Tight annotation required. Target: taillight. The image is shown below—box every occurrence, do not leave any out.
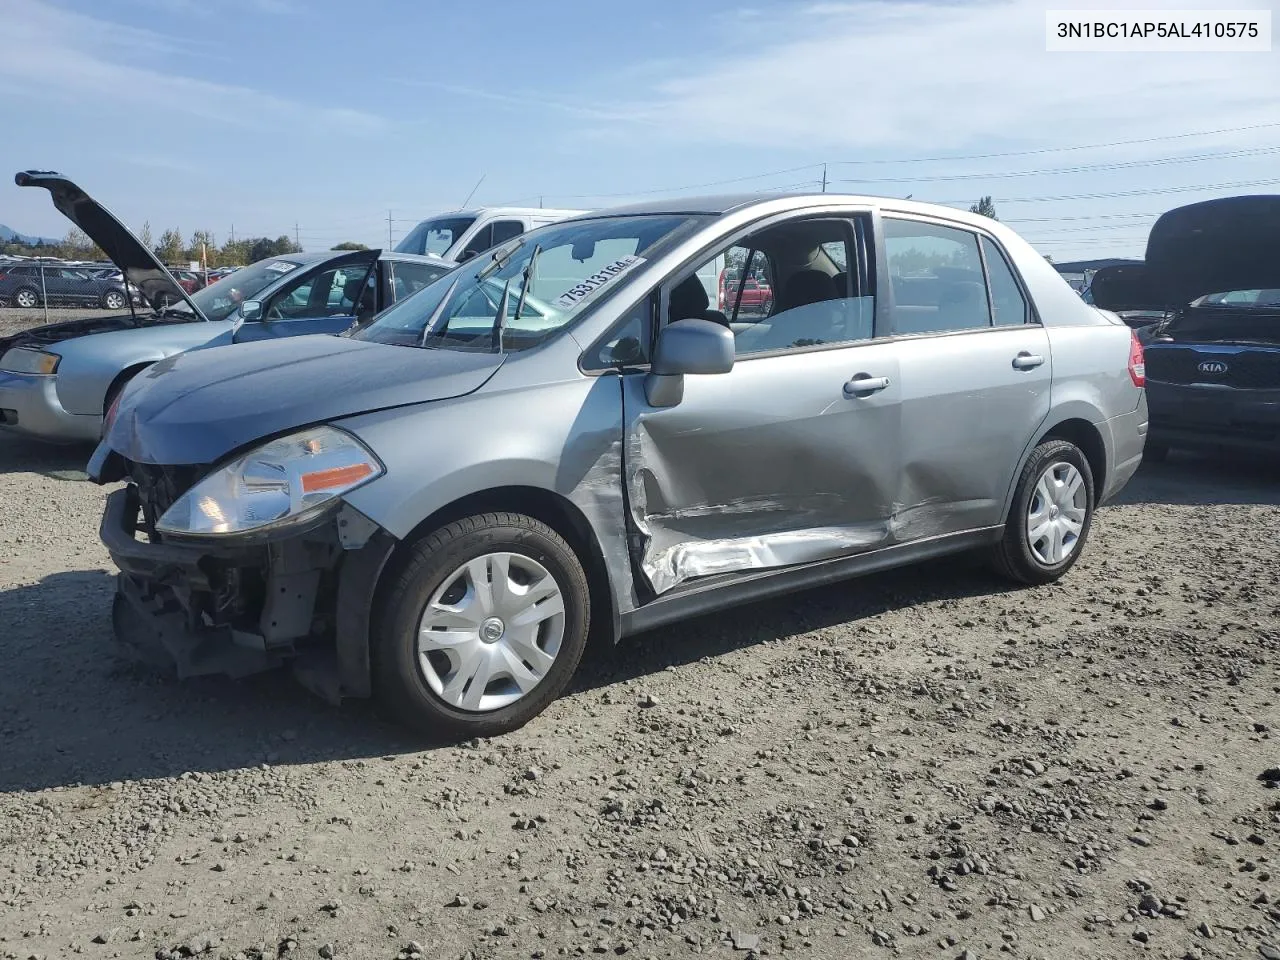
[1128,330,1145,388]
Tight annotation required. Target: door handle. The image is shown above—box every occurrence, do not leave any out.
[843,374,890,397]
[1012,352,1045,370]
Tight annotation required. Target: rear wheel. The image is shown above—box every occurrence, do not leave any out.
[101,289,126,310]
[13,287,39,309]
[372,512,590,740]
[992,439,1095,585]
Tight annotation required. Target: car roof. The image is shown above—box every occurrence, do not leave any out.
[378,251,453,267]
[563,192,999,227]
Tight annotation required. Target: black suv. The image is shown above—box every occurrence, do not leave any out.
[0,262,135,310]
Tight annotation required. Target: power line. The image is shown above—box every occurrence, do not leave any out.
[927,176,1280,206]
[828,120,1280,166]
[833,145,1280,186]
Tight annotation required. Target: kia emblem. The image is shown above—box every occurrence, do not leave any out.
[1197,360,1228,375]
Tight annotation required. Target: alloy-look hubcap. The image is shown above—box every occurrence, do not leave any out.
[1026,461,1087,566]
[16,291,36,308]
[416,551,566,712]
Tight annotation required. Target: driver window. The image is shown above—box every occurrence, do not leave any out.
[269,264,371,319]
[673,217,875,357]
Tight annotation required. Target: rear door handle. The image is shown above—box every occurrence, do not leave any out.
[843,374,890,397]
[1012,352,1045,370]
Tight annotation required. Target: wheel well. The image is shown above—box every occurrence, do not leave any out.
[1039,418,1106,494]
[102,362,154,416]
[392,486,618,646]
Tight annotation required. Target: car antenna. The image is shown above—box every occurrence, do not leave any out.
[461,174,486,209]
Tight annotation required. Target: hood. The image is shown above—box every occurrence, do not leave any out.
[103,335,505,465]
[1087,263,1160,312]
[1088,195,1280,312]
[0,313,142,353]
[15,170,205,319]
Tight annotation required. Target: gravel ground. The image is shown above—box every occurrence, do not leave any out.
[1,422,1278,960]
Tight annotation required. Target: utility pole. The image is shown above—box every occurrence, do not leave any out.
[388,209,393,248]
[821,163,828,193]
[294,222,300,250]
[229,224,235,244]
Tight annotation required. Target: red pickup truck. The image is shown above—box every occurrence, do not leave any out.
[722,275,773,315]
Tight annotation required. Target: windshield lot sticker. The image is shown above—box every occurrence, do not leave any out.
[554,256,645,309]
[265,261,300,274]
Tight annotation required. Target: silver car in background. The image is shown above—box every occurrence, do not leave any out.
[91,193,1148,739]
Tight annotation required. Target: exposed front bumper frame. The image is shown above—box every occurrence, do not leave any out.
[100,487,397,701]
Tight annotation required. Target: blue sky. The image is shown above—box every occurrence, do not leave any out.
[0,0,1276,259]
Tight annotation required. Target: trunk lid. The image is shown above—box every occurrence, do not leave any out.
[15,170,206,319]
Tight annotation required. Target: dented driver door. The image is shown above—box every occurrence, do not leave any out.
[621,341,904,596]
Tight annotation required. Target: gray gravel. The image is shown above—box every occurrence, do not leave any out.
[0,429,1278,960]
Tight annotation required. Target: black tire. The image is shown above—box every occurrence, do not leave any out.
[991,438,1095,586]
[101,289,127,310]
[372,512,590,741]
[101,366,147,437]
[1143,442,1169,463]
[12,287,39,309]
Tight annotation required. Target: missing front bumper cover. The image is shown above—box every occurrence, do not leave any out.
[100,486,396,701]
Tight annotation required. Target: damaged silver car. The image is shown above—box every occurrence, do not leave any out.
[89,194,1149,738]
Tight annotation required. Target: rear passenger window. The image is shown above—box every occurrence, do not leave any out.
[883,218,992,335]
[981,237,1029,326]
[490,220,525,246]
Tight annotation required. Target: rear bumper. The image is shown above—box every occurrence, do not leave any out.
[100,486,397,700]
[0,371,98,442]
[1147,381,1280,454]
[1098,393,1148,505]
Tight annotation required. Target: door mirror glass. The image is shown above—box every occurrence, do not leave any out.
[239,300,263,322]
[652,318,735,376]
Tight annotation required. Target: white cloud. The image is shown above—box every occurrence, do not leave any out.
[608,0,1278,157]
[0,0,385,134]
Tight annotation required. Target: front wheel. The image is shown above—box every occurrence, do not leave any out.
[13,287,39,309]
[992,439,1095,585]
[101,289,126,310]
[372,512,590,740]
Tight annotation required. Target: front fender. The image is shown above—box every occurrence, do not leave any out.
[52,321,235,416]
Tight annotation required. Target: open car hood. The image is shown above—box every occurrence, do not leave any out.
[14,170,206,319]
[1091,195,1280,311]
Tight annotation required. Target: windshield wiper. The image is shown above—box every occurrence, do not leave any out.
[492,243,541,354]
[476,237,526,282]
[420,276,461,347]
[513,244,540,324]
[490,278,513,353]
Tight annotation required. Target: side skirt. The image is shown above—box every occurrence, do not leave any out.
[620,526,1003,637]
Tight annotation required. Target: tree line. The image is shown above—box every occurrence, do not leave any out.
[0,223,304,267]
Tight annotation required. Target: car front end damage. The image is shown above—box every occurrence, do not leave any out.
[95,444,398,704]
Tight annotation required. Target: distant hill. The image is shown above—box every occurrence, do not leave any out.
[0,223,59,245]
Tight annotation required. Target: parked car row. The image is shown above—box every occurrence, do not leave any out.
[1087,195,1280,461]
[8,168,1271,742]
[0,260,141,310]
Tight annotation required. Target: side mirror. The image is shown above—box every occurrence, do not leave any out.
[645,318,735,408]
[457,249,478,263]
[239,300,263,322]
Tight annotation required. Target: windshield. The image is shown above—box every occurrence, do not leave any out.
[393,216,477,257]
[357,214,703,352]
[176,257,304,321]
[1192,289,1280,308]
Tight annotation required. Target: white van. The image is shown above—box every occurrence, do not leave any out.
[393,207,587,263]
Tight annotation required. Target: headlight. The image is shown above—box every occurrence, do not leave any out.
[156,426,383,537]
[0,347,60,375]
